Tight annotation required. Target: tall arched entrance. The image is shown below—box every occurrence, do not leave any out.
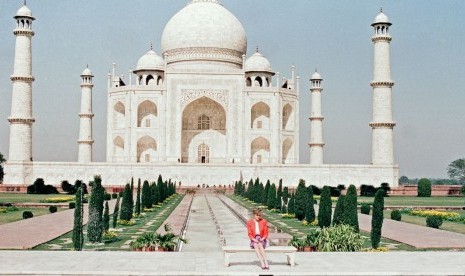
[181,97,227,163]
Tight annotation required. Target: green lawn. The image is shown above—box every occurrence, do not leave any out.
[0,193,71,204]
[229,195,414,251]
[384,210,465,235]
[358,196,465,206]
[34,194,184,251]
[0,207,65,225]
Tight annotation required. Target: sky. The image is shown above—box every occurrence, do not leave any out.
[0,0,464,179]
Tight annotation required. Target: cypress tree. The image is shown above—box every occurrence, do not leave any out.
[332,195,345,225]
[87,175,105,243]
[276,180,283,210]
[294,180,307,221]
[120,184,132,221]
[253,178,260,203]
[157,175,164,201]
[141,180,151,209]
[112,194,120,228]
[72,187,84,251]
[103,201,110,232]
[371,189,385,248]
[267,183,277,210]
[259,182,265,205]
[318,186,332,228]
[152,182,160,205]
[247,179,253,199]
[135,179,141,216]
[130,178,134,218]
[263,180,271,205]
[305,185,315,223]
[343,185,359,232]
[282,187,289,213]
[288,192,295,214]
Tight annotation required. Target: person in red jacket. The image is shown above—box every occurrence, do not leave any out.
[247,208,269,269]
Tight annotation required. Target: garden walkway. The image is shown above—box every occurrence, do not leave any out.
[0,199,117,250]
[358,213,465,248]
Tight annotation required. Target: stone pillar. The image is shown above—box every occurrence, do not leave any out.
[8,5,35,162]
[78,67,94,163]
[309,71,324,165]
[370,10,396,165]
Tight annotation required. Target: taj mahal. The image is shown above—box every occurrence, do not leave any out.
[4,0,399,187]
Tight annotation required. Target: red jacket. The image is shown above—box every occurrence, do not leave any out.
[247,218,269,240]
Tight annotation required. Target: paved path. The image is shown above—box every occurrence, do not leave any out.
[0,199,117,250]
[155,195,193,235]
[0,251,464,275]
[359,213,465,248]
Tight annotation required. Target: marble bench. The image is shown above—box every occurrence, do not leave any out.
[222,246,297,267]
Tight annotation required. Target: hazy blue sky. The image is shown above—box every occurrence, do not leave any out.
[0,1,464,179]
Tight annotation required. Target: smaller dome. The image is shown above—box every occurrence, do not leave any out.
[311,71,322,80]
[81,67,93,76]
[15,5,34,18]
[245,52,272,73]
[136,50,164,71]
[372,11,391,25]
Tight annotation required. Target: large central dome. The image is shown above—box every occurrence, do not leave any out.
[161,0,247,67]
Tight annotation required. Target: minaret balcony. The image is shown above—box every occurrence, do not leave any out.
[13,29,34,36]
[10,76,35,82]
[309,116,324,121]
[308,142,325,147]
[369,122,396,129]
[371,35,392,42]
[8,117,35,124]
[370,81,394,88]
[79,113,94,118]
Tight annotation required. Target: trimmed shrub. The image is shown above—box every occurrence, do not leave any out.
[380,183,391,197]
[87,175,105,243]
[104,193,111,201]
[332,195,345,225]
[371,189,385,249]
[49,206,58,213]
[426,216,443,229]
[141,180,151,209]
[305,185,315,223]
[342,185,359,232]
[418,178,432,197]
[311,185,321,196]
[103,201,110,232]
[318,186,332,228]
[72,187,84,251]
[69,202,76,209]
[120,184,133,221]
[288,193,295,214]
[361,204,371,215]
[111,193,118,199]
[135,180,141,216]
[316,224,363,252]
[329,187,341,197]
[267,184,277,210]
[112,195,121,229]
[294,180,307,221]
[391,210,402,221]
[263,181,271,205]
[22,211,33,219]
[360,185,376,197]
[61,180,76,194]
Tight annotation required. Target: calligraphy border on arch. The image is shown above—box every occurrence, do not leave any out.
[181,89,229,108]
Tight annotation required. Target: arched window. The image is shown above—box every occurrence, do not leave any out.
[137,100,157,127]
[197,114,210,130]
[282,104,293,130]
[113,101,125,129]
[254,76,263,87]
[157,76,163,86]
[251,101,270,129]
[146,75,155,85]
[137,136,157,163]
[246,77,252,87]
[250,137,270,164]
[197,143,210,163]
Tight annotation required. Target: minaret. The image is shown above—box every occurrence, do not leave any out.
[8,3,35,162]
[309,70,325,165]
[78,67,94,163]
[370,9,396,165]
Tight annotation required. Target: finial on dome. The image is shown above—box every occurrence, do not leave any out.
[380,7,383,13]
[24,0,26,5]
[150,42,153,50]
[256,46,259,53]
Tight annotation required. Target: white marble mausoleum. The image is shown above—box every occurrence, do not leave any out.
[4,1,399,187]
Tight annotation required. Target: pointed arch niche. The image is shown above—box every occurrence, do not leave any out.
[113,101,125,129]
[282,138,294,164]
[181,97,227,163]
[137,100,157,128]
[251,101,270,129]
[282,103,294,130]
[137,136,157,163]
[250,137,270,164]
